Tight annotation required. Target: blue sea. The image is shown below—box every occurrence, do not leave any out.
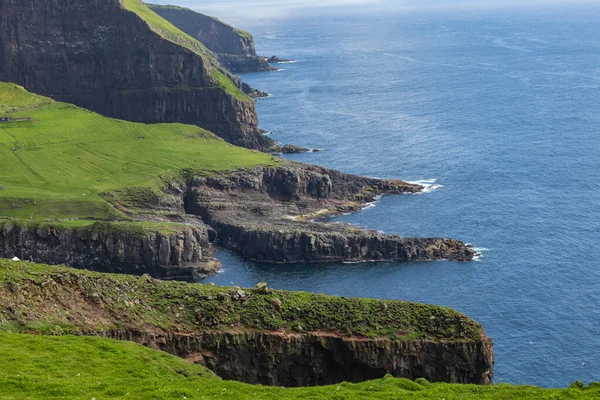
[202,4,600,388]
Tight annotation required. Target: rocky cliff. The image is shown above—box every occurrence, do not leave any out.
[148,4,276,73]
[0,260,494,386]
[0,0,277,150]
[184,163,475,263]
[0,221,218,280]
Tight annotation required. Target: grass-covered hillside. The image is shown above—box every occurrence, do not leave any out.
[0,259,481,341]
[121,0,249,100]
[0,333,597,400]
[0,82,275,222]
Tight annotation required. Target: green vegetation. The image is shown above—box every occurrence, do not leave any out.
[0,82,274,222]
[145,3,253,39]
[121,0,250,100]
[207,15,254,39]
[0,260,481,341]
[0,219,194,236]
[0,333,597,399]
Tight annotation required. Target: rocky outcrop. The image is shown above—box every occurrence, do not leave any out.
[281,144,314,154]
[0,0,278,151]
[148,4,277,73]
[185,163,475,263]
[109,330,493,386]
[267,55,294,64]
[0,221,218,280]
[0,261,494,386]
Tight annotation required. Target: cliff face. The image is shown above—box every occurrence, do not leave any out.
[0,261,494,386]
[185,163,475,263]
[110,330,493,386]
[148,4,276,73]
[0,222,218,280]
[0,0,277,150]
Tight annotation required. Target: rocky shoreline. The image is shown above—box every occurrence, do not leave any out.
[185,163,475,264]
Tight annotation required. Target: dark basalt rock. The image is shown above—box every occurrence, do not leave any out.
[267,55,295,63]
[280,144,316,154]
[112,330,494,386]
[185,163,476,263]
[0,269,494,386]
[0,0,278,151]
[0,222,219,280]
[148,4,278,73]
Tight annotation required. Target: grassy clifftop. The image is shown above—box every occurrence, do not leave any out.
[0,82,275,222]
[146,3,254,39]
[0,260,481,341]
[0,332,597,399]
[121,0,249,100]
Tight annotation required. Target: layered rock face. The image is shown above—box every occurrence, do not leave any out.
[113,330,493,386]
[0,0,277,150]
[0,263,494,386]
[148,4,276,73]
[186,163,475,263]
[0,222,218,280]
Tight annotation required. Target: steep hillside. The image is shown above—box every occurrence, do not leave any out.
[148,4,276,73]
[0,0,278,150]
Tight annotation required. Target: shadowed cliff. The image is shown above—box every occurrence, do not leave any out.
[0,0,278,150]
[148,4,277,73]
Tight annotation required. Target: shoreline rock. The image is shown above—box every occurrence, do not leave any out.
[267,55,295,64]
[185,163,475,264]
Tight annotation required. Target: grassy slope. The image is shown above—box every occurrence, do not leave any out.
[146,3,254,39]
[0,82,275,221]
[0,260,482,341]
[121,0,250,100]
[0,333,597,400]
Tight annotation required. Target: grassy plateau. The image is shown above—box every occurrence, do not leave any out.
[0,82,274,222]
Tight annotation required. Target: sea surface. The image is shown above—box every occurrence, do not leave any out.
[201,4,600,387]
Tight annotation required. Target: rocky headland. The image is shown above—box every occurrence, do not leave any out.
[148,4,281,73]
[0,260,494,386]
[184,163,475,263]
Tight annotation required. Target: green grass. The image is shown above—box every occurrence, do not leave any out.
[0,260,483,341]
[207,16,254,39]
[0,82,275,222]
[0,333,597,399]
[145,3,254,39]
[121,0,250,100]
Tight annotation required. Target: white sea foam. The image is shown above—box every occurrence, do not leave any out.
[471,247,489,262]
[362,195,383,210]
[406,179,444,193]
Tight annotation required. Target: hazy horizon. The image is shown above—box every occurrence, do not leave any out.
[145,0,599,25]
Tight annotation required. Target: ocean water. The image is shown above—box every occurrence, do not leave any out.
[202,5,600,387]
